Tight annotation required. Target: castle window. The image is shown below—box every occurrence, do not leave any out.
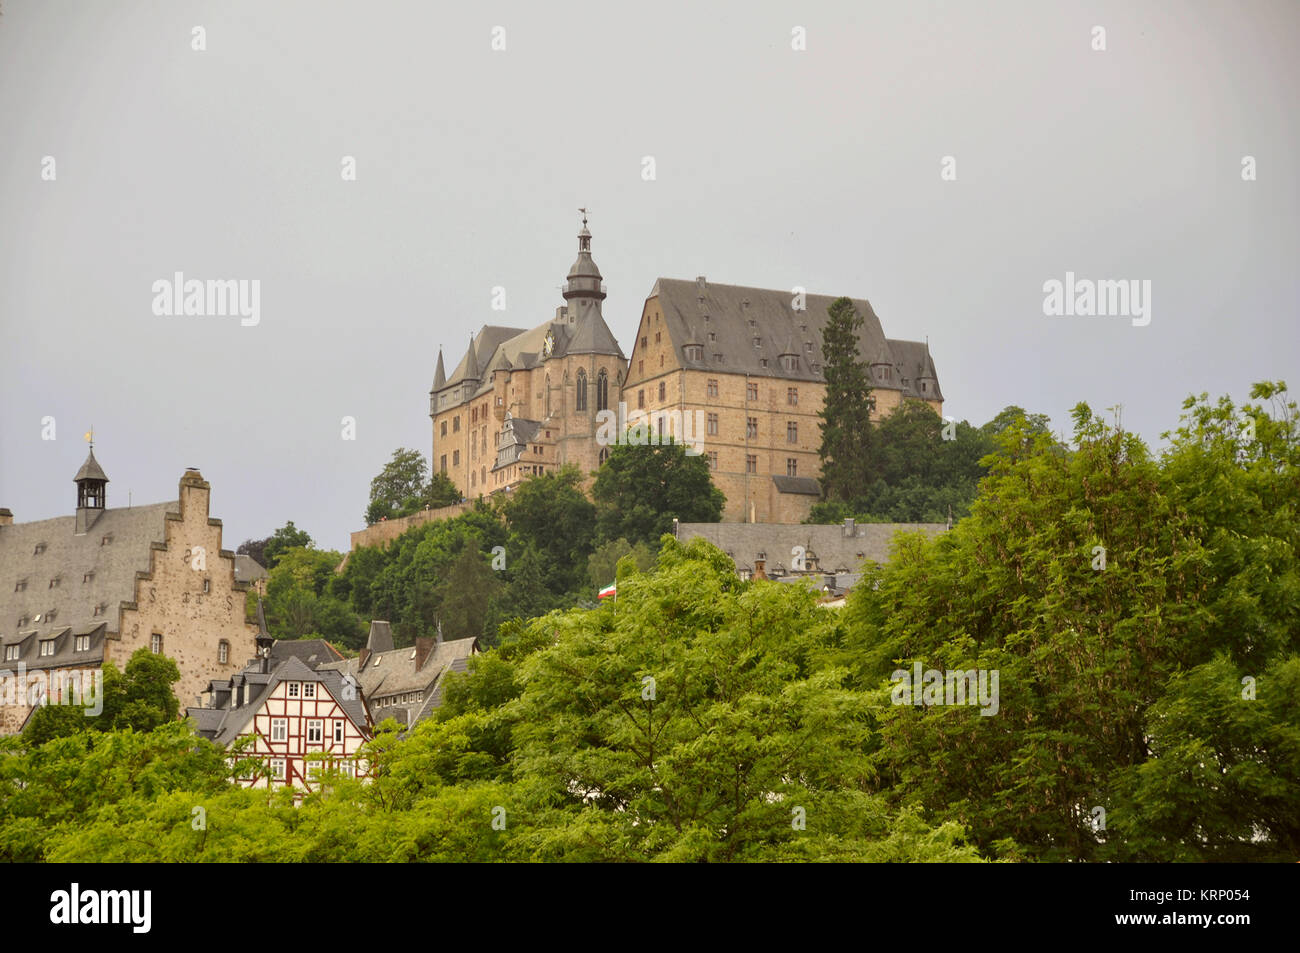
[708,332,716,342]
[39,640,55,657]
[707,414,718,436]
[684,345,703,362]
[14,579,25,592]
[641,336,647,349]
[638,390,645,410]
[75,635,90,652]
[4,645,18,661]
[101,534,113,545]
[638,360,644,375]
[93,603,105,617]
[747,383,758,401]
[655,332,661,344]
[658,382,666,401]
[782,355,798,372]
[707,379,718,398]
[576,368,587,411]
[34,543,45,556]
[787,458,798,476]
[659,355,664,368]
[708,451,718,470]
[440,454,447,472]
[596,369,609,412]
[83,571,94,583]
[49,576,60,589]
[788,387,798,406]
[151,633,163,653]
[753,337,761,348]
[747,418,758,439]
[218,640,229,664]
[868,395,877,412]
[759,359,768,368]
[453,416,460,432]
[46,608,57,622]
[787,422,798,443]
[203,578,210,594]
[746,455,758,474]
[453,450,460,466]
[921,381,928,392]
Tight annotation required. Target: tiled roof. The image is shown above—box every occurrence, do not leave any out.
[320,635,478,729]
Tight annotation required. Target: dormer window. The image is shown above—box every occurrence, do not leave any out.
[83,571,94,583]
[49,576,61,589]
[13,579,25,592]
[101,534,113,545]
[45,608,57,622]
[39,640,55,657]
[92,603,105,617]
[684,345,703,362]
[4,645,18,661]
[75,635,90,652]
[33,543,46,556]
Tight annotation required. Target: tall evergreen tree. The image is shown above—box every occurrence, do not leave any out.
[817,297,874,502]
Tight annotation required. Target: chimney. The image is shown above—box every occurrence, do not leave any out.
[754,558,767,580]
[435,619,444,647]
[359,647,371,670]
[843,517,855,537]
[672,517,679,537]
[415,636,434,671]
[0,508,12,527]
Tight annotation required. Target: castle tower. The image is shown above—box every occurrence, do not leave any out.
[562,209,607,324]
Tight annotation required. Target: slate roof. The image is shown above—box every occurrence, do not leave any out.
[675,520,949,576]
[186,654,371,747]
[771,475,822,496]
[268,638,344,669]
[650,278,942,401]
[320,634,478,729]
[0,501,175,659]
[73,449,109,483]
[234,554,268,585]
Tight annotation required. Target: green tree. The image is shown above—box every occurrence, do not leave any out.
[262,521,313,570]
[366,448,462,525]
[438,540,504,642]
[817,297,874,503]
[587,536,655,590]
[502,466,596,598]
[591,441,724,547]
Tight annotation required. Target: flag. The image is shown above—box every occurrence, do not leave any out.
[597,582,616,601]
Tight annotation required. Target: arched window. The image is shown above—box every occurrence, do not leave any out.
[596,368,609,412]
[576,368,587,411]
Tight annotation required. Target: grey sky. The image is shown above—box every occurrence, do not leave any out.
[2,0,1296,551]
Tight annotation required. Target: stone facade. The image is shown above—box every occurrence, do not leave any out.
[429,216,627,500]
[0,453,259,733]
[625,278,943,523]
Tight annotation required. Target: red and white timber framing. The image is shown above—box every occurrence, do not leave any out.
[236,677,370,790]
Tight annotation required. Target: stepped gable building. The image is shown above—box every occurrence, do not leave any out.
[625,278,944,523]
[188,608,371,790]
[0,448,259,733]
[430,213,627,498]
[320,620,478,730]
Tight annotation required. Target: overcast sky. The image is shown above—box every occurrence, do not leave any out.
[1,0,1296,552]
